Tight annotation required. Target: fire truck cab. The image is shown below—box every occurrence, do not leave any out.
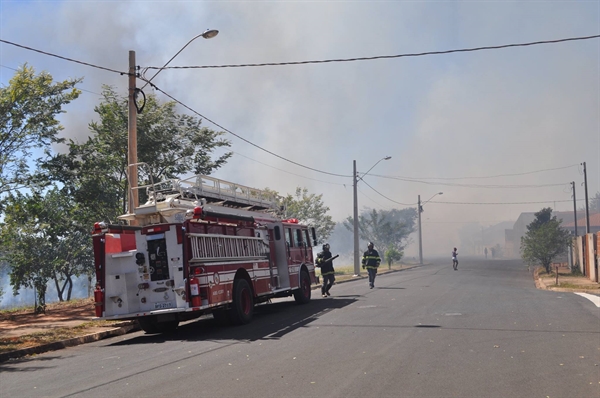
[92,175,318,333]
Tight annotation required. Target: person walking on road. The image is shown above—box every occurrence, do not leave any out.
[452,247,459,270]
[317,243,335,297]
[484,247,488,259]
[362,242,381,289]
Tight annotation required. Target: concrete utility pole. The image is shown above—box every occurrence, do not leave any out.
[418,192,443,265]
[353,160,360,276]
[352,156,391,276]
[571,181,578,236]
[418,195,423,265]
[128,50,138,215]
[583,162,590,234]
[126,30,218,220]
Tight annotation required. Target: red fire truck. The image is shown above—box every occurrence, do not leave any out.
[92,175,318,333]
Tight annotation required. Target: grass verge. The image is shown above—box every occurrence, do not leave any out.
[0,320,126,354]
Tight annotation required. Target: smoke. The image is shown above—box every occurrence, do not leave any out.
[0,268,92,310]
[1,1,598,258]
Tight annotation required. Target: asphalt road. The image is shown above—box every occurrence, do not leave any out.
[1,258,599,398]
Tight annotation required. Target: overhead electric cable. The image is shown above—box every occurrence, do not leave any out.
[430,199,585,205]
[232,151,345,185]
[0,39,127,75]
[146,82,352,178]
[371,164,578,181]
[361,179,415,206]
[144,35,600,71]
[367,174,569,189]
[357,186,387,208]
[360,178,581,207]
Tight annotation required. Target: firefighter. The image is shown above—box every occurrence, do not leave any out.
[316,243,335,297]
[362,242,381,289]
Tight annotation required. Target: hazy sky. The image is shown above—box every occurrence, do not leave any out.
[1,0,598,257]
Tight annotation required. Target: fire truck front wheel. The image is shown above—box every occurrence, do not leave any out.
[293,269,311,304]
[228,278,254,325]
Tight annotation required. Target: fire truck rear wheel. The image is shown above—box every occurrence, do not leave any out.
[137,316,179,334]
[293,270,311,304]
[228,278,254,325]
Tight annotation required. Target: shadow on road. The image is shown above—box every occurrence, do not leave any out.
[108,297,357,346]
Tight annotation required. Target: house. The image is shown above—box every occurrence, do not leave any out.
[562,213,600,234]
[504,210,591,258]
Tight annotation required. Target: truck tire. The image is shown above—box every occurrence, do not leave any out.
[228,278,253,325]
[137,316,179,334]
[293,269,311,304]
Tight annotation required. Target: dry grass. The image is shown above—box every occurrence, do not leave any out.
[0,322,117,354]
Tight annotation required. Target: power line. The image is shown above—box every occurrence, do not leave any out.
[144,35,600,71]
[146,81,352,178]
[361,179,416,206]
[373,164,578,181]
[367,174,570,189]
[0,39,127,75]
[232,151,346,185]
[430,199,585,205]
[1,37,590,184]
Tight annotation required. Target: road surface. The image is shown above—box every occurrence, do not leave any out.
[1,258,598,397]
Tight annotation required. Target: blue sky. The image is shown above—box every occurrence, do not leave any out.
[1,0,599,256]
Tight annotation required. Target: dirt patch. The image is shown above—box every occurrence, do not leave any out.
[0,298,96,328]
[0,298,130,354]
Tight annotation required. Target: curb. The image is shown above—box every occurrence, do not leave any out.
[533,267,600,295]
[0,323,140,363]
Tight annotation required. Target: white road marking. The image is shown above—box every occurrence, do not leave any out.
[575,293,600,307]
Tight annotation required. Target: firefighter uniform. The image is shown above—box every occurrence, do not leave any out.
[317,244,335,297]
[362,242,381,289]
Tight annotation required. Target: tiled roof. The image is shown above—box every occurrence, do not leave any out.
[563,213,600,227]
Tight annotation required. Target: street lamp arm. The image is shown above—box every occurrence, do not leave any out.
[357,156,391,182]
[141,29,219,90]
[422,191,443,205]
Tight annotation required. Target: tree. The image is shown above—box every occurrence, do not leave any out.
[265,187,335,243]
[0,187,92,303]
[0,64,81,203]
[344,207,417,256]
[43,85,232,223]
[589,191,600,214]
[521,208,571,273]
[384,246,403,269]
[0,193,53,313]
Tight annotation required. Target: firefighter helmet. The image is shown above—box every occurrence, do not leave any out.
[322,243,330,251]
[367,242,374,249]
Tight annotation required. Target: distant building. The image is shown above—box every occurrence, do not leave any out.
[562,213,600,235]
[504,210,592,258]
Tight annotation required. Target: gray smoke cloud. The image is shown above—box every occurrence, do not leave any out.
[1,1,598,261]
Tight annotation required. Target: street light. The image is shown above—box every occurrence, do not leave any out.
[141,29,219,90]
[418,192,443,264]
[128,29,219,216]
[353,156,392,276]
